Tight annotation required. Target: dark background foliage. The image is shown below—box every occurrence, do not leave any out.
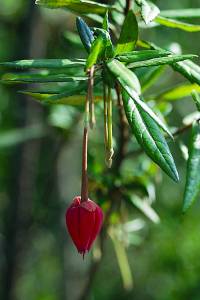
[0,0,200,300]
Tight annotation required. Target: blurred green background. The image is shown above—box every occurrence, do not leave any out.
[0,0,200,300]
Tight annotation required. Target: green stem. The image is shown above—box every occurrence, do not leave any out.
[103,83,108,147]
[106,87,114,168]
[89,66,95,129]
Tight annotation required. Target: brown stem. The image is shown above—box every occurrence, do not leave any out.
[81,127,89,202]
[124,0,131,15]
[173,118,200,137]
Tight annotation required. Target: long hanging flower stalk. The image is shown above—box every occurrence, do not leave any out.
[66,68,103,258]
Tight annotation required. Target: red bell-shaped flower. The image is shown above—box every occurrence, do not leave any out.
[66,196,103,256]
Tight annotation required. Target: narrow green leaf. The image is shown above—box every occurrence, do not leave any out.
[1,72,88,83]
[136,39,200,86]
[76,17,94,53]
[183,121,200,212]
[0,59,85,69]
[122,90,179,182]
[129,195,160,223]
[127,54,197,69]
[21,91,102,105]
[135,0,160,24]
[155,16,200,32]
[35,0,115,14]
[191,90,200,111]
[115,11,138,56]
[160,9,200,19]
[86,35,105,70]
[107,59,173,139]
[117,49,170,63]
[106,59,141,94]
[156,84,200,101]
[141,65,166,92]
[102,11,109,31]
[122,85,173,140]
[41,79,100,102]
[172,60,200,86]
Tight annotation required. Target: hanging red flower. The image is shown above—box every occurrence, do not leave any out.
[66,196,103,257]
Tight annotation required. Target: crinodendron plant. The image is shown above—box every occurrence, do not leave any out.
[1,0,200,259]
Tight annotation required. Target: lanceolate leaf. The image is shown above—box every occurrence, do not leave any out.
[136,40,200,86]
[183,121,200,212]
[102,11,109,31]
[172,60,200,86]
[117,50,170,63]
[135,0,160,24]
[123,86,173,139]
[156,84,200,101]
[35,0,115,15]
[106,59,173,139]
[129,195,160,223]
[191,90,200,111]
[115,11,138,56]
[1,72,88,84]
[155,16,200,32]
[127,54,197,69]
[0,59,85,69]
[86,35,106,70]
[122,90,179,182]
[141,66,166,92]
[160,9,200,19]
[21,91,102,105]
[106,59,141,94]
[76,17,94,53]
[27,78,101,103]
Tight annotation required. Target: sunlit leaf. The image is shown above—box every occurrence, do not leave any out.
[122,90,179,182]
[115,11,138,56]
[135,0,160,24]
[120,85,173,139]
[117,49,170,63]
[136,40,200,86]
[183,121,200,212]
[160,9,200,19]
[127,54,197,69]
[102,10,109,31]
[155,16,200,32]
[106,59,141,94]
[86,35,105,70]
[107,58,173,138]
[172,60,200,86]
[21,91,102,105]
[0,58,85,69]
[157,84,200,101]
[35,0,115,15]
[141,65,166,92]
[1,72,88,83]
[191,90,200,111]
[129,195,160,223]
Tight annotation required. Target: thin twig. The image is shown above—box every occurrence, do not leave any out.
[173,118,200,137]
[124,0,131,15]
[81,127,89,202]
